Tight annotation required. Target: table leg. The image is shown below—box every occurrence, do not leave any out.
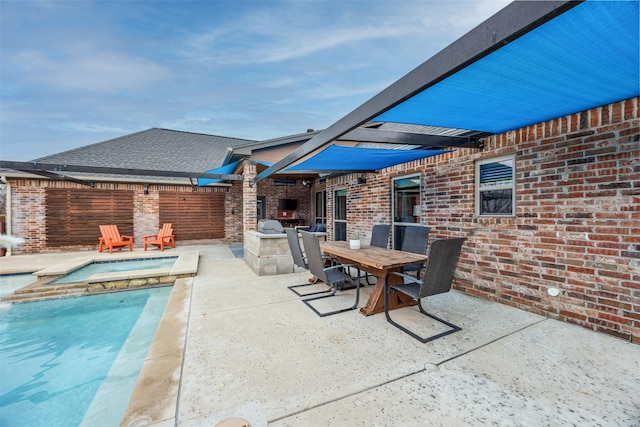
[360,270,416,316]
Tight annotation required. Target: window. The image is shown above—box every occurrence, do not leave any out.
[257,196,266,220]
[314,190,326,225]
[334,188,347,241]
[476,155,515,216]
[392,174,421,250]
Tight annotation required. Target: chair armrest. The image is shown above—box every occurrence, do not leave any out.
[325,263,361,277]
[122,235,134,241]
[321,254,339,265]
[385,271,422,285]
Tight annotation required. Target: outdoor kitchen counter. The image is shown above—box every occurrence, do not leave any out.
[243,230,326,276]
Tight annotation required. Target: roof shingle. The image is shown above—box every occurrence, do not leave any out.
[34,128,255,173]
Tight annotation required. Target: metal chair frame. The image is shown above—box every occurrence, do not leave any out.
[285,228,332,297]
[300,231,362,317]
[400,225,430,280]
[364,224,391,285]
[384,237,466,343]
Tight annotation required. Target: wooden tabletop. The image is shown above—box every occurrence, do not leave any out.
[320,241,429,316]
[320,241,428,271]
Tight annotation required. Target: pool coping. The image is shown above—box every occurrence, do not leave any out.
[120,275,193,426]
[32,251,189,276]
[0,250,200,304]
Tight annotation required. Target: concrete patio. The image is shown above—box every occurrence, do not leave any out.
[1,244,639,426]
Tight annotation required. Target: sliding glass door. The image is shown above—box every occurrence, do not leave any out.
[392,175,421,249]
[315,190,326,225]
[334,188,347,241]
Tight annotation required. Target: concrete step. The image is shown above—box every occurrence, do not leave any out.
[13,283,87,295]
[3,283,89,303]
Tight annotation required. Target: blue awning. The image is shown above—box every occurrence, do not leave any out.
[374,0,639,133]
[286,145,448,173]
[200,146,446,184]
[197,160,241,186]
[255,0,640,183]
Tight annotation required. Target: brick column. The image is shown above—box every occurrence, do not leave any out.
[243,162,257,232]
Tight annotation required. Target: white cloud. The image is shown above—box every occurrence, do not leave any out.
[0,0,513,160]
[10,48,170,93]
[185,1,509,66]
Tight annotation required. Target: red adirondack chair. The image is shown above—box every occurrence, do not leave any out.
[98,225,134,254]
[143,223,176,251]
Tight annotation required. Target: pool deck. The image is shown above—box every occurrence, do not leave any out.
[1,244,639,426]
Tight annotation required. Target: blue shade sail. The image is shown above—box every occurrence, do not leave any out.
[199,146,446,183]
[197,160,241,186]
[374,0,640,133]
[285,145,448,172]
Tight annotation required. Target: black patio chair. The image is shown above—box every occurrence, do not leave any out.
[364,224,391,285]
[300,230,362,317]
[370,224,391,248]
[400,225,430,280]
[384,237,466,343]
[285,228,332,297]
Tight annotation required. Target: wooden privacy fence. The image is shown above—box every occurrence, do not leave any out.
[159,192,225,240]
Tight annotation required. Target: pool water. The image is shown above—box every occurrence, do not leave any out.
[0,274,37,297]
[50,257,177,284]
[0,286,171,427]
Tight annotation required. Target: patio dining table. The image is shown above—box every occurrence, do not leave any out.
[320,241,429,316]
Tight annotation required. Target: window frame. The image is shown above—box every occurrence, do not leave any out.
[475,154,516,217]
[314,190,326,225]
[391,174,422,249]
[333,188,347,241]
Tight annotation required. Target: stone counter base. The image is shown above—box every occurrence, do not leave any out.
[244,230,294,276]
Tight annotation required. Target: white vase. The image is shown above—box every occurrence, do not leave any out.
[349,239,360,250]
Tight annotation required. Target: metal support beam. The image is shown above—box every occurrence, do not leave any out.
[0,161,244,181]
[254,0,581,183]
[341,128,488,148]
[17,169,95,187]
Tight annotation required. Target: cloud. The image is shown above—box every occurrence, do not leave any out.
[0,0,512,161]
[8,48,170,93]
[185,1,509,67]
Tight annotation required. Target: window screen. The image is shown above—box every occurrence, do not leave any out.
[476,156,515,216]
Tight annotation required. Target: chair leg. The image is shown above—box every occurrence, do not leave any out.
[365,272,376,285]
[288,277,332,297]
[384,287,461,343]
[302,275,361,317]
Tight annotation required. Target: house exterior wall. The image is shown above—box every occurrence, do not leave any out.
[257,178,313,224]
[226,180,245,243]
[324,97,639,343]
[5,180,232,253]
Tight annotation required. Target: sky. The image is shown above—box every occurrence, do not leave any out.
[0,0,510,161]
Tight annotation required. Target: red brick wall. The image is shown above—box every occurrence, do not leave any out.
[226,180,244,242]
[257,177,313,224]
[325,97,639,342]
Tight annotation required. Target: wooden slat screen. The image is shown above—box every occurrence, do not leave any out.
[159,192,225,240]
[46,188,134,247]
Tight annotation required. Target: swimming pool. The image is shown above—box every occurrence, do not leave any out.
[0,286,171,427]
[50,257,178,284]
[0,274,37,298]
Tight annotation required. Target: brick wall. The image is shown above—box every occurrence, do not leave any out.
[226,180,244,242]
[257,177,313,223]
[325,97,639,343]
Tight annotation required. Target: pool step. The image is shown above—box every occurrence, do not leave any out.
[3,283,89,303]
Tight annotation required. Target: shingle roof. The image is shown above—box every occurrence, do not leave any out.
[33,128,255,173]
